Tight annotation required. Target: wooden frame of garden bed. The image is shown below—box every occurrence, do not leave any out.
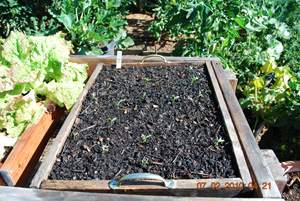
[67,56,283,198]
[0,107,65,187]
[30,58,256,197]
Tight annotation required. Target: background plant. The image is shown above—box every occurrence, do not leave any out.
[49,0,134,55]
[0,0,58,37]
[0,0,134,55]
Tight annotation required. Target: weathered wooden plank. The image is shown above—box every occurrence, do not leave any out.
[261,149,286,193]
[0,107,65,186]
[0,186,285,201]
[223,69,237,92]
[206,62,252,192]
[212,61,281,198]
[41,178,242,197]
[30,64,103,189]
[68,55,221,75]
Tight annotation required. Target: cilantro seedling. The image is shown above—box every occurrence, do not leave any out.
[92,92,96,100]
[142,92,146,100]
[117,99,124,108]
[73,132,79,139]
[197,91,203,100]
[191,75,198,85]
[141,134,151,143]
[109,117,117,126]
[173,95,180,103]
[141,157,149,166]
[144,78,151,86]
[102,145,109,153]
[103,81,107,88]
[214,137,225,147]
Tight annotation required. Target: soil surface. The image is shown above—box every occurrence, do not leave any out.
[49,64,238,181]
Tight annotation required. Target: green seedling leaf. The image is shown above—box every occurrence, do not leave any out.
[109,117,117,126]
[191,76,198,85]
[102,145,109,153]
[214,137,225,147]
[117,99,124,108]
[173,96,180,103]
[141,134,151,143]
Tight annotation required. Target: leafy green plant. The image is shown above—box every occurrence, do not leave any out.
[239,57,293,134]
[0,32,88,137]
[141,134,151,143]
[49,0,134,55]
[0,0,58,37]
[108,117,117,126]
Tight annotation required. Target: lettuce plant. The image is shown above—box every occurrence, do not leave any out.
[0,31,88,137]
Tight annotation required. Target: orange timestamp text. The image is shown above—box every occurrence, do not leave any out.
[197,182,271,190]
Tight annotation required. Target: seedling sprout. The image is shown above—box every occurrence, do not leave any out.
[191,75,198,85]
[214,137,225,147]
[144,78,152,86]
[173,95,180,103]
[141,134,151,143]
[142,92,146,100]
[73,132,79,139]
[109,117,117,126]
[102,145,109,153]
[141,157,149,166]
[117,99,124,108]
[197,91,203,100]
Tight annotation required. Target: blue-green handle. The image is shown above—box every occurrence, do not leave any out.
[109,173,175,189]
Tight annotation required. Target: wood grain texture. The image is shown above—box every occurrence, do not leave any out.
[0,107,65,186]
[68,55,221,76]
[206,62,252,192]
[41,178,242,197]
[261,149,286,193]
[0,186,285,201]
[212,61,281,198]
[30,64,103,189]
[223,69,237,92]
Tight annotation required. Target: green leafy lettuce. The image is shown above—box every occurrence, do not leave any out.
[0,31,88,137]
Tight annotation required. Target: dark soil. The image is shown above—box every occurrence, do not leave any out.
[49,64,238,181]
[282,172,300,201]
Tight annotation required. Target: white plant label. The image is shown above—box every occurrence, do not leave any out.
[116,51,122,69]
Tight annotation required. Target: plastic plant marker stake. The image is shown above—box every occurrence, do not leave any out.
[116,51,122,69]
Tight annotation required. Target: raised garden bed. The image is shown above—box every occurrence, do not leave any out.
[30,58,254,197]
[0,107,64,186]
[50,64,237,181]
